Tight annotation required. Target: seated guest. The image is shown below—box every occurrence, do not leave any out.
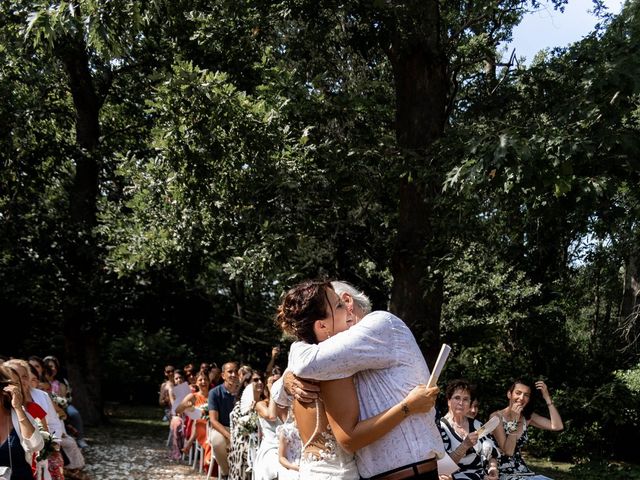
[228,371,263,480]
[176,371,212,468]
[208,362,240,478]
[468,398,480,420]
[490,379,563,480]
[209,364,221,387]
[253,369,287,480]
[438,380,499,480]
[43,356,88,449]
[184,363,196,386]
[168,369,187,461]
[159,365,175,422]
[27,357,49,392]
[0,365,44,480]
[277,411,301,480]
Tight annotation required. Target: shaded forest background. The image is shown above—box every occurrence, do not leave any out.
[2,0,640,464]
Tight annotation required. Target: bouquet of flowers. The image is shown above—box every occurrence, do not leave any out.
[50,392,68,410]
[36,430,60,462]
[236,411,259,437]
[197,403,209,419]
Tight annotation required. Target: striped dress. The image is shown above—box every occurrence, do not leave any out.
[439,417,497,480]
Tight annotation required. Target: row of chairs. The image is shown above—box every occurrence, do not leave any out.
[166,422,220,479]
[167,418,261,479]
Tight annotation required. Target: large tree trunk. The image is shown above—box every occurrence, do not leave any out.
[57,34,103,425]
[386,1,450,365]
[620,249,640,349]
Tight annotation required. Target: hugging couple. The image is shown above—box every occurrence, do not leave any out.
[271,280,444,480]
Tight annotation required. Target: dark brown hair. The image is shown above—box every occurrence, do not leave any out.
[275,280,333,344]
[445,379,474,400]
[508,378,535,420]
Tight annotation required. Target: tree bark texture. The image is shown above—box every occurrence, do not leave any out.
[620,250,640,348]
[386,1,450,364]
[56,34,103,424]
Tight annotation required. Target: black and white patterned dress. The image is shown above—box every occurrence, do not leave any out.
[497,419,552,480]
[228,402,259,480]
[439,417,497,480]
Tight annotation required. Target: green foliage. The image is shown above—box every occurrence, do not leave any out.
[103,326,192,404]
[3,0,640,461]
[616,363,640,393]
[569,459,640,480]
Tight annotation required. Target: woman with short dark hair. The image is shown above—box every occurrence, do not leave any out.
[438,379,498,480]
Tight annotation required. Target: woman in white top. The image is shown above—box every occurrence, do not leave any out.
[0,365,44,480]
[253,369,288,480]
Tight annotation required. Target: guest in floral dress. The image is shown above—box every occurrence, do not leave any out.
[277,412,301,480]
[490,379,563,480]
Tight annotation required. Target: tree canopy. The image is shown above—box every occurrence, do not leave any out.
[2,0,640,461]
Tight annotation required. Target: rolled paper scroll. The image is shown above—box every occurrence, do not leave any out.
[427,344,451,388]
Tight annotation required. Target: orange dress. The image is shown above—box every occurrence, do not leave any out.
[193,392,213,469]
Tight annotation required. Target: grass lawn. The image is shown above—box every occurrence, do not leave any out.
[528,457,640,479]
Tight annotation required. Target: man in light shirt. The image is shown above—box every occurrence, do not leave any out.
[275,281,444,480]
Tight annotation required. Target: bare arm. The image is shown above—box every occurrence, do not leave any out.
[448,431,478,463]
[265,346,280,376]
[175,393,195,415]
[290,312,397,380]
[529,381,563,431]
[255,399,278,422]
[5,384,43,453]
[490,411,518,457]
[322,377,438,454]
[283,371,320,403]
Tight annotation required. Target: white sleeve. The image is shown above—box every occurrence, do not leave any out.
[31,388,65,442]
[12,409,45,459]
[289,311,399,380]
[270,375,292,407]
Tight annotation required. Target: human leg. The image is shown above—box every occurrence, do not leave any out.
[209,428,230,475]
[66,404,87,448]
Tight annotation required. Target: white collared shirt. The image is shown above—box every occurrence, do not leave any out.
[31,387,66,442]
[287,310,444,478]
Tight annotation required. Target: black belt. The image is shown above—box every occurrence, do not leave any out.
[363,458,437,480]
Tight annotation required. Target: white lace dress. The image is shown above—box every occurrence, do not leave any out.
[298,401,359,480]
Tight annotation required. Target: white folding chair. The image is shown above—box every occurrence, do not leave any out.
[192,439,203,471]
